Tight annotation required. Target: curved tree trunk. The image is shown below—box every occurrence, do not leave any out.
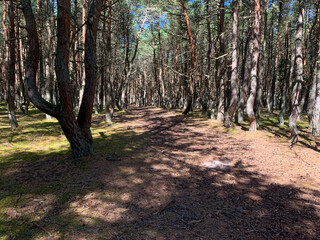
[22,0,103,159]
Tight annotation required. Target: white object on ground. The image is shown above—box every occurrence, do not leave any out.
[202,160,231,169]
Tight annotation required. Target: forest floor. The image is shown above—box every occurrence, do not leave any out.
[0,104,320,240]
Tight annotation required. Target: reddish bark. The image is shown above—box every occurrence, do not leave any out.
[181,0,195,115]
[224,0,239,128]
[22,0,103,158]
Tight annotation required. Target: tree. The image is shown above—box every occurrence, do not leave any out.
[224,0,239,128]
[21,0,103,158]
[312,12,320,136]
[246,0,261,132]
[181,0,195,115]
[289,0,304,144]
[2,0,18,129]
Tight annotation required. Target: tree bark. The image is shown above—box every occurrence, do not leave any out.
[246,0,261,132]
[312,22,320,136]
[22,0,103,158]
[224,0,239,128]
[216,0,226,121]
[289,1,304,144]
[77,0,104,149]
[5,0,19,129]
[270,1,283,113]
[181,0,195,115]
[237,27,251,123]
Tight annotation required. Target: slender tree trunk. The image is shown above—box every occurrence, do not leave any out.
[289,1,304,144]
[202,0,212,112]
[105,2,113,123]
[270,1,283,113]
[181,0,195,115]
[4,0,19,129]
[308,69,317,130]
[246,0,261,132]
[279,23,290,126]
[312,24,320,136]
[224,0,239,128]
[158,20,166,107]
[216,0,226,121]
[237,27,251,123]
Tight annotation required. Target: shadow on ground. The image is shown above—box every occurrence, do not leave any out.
[0,107,319,239]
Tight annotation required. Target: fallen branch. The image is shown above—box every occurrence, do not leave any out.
[32,223,52,236]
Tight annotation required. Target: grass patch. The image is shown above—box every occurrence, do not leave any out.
[0,101,147,239]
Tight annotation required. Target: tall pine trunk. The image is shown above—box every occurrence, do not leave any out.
[289,1,304,144]
[224,0,239,128]
[246,0,261,132]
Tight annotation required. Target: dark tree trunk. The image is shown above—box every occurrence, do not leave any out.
[181,0,195,115]
[77,0,104,151]
[6,0,19,129]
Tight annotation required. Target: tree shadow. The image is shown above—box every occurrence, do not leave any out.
[0,107,319,239]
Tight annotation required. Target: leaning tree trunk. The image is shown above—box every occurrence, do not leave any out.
[289,1,304,144]
[246,0,261,132]
[224,0,239,128]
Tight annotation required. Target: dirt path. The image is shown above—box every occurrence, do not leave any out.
[103,106,320,239]
[4,106,320,240]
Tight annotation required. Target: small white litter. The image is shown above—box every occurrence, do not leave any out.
[202,160,231,169]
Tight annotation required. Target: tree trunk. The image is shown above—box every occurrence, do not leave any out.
[77,0,104,149]
[181,0,195,115]
[105,1,113,123]
[6,0,19,129]
[216,0,226,121]
[246,0,261,132]
[237,27,251,123]
[22,0,103,158]
[224,0,239,128]
[312,23,320,136]
[270,1,283,113]
[289,1,304,144]
[279,22,290,126]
